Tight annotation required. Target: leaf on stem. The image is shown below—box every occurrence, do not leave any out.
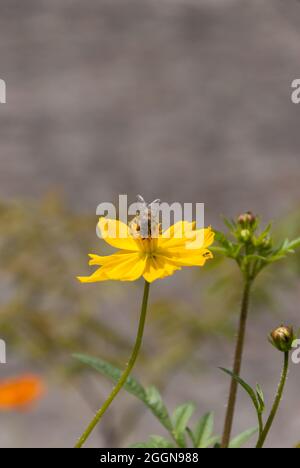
[229,427,258,448]
[193,412,215,448]
[131,435,174,448]
[172,402,196,447]
[256,384,265,413]
[219,367,259,412]
[73,353,147,400]
[145,386,173,431]
[72,354,173,431]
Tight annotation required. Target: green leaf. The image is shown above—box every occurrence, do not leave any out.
[286,238,300,251]
[229,427,258,448]
[219,368,259,412]
[172,402,196,447]
[246,254,268,262]
[201,435,221,448]
[231,244,243,258]
[130,442,150,448]
[73,354,173,431]
[186,427,196,446]
[73,354,147,401]
[131,435,174,448]
[281,238,291,251]
[193,412,214,448]
[266,254,286,263]
[256,384,265,413]
[149,435,174,448]
[223,217,236,232]
[215,230,233,250]
[255,223,272,243]
[145,386,173,431]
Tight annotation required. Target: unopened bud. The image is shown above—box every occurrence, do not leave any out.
[261,236,272,249]
[269,326,295,352]
[238,211,256,226]
[240,229,251,242]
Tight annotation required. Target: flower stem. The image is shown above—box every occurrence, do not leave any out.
[256,352,289,449]
[258,412,264,440]
[221,280,252,448]
[75,280,151,448]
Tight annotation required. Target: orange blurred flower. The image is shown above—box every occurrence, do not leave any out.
[0,375,45,411]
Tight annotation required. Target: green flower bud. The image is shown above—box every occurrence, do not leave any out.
[261,236,272,249]
[269,326,295,352]
[240,229,251,242]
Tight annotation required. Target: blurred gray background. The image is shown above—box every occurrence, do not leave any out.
[0,0,299,448]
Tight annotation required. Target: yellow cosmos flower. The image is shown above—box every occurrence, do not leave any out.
[78,218,214,284]
[75,201,215,448]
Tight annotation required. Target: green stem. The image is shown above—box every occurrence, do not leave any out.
[256,352,289,448]
[258,413,264,440]
[221,280,252,448]
[75,280,151,448]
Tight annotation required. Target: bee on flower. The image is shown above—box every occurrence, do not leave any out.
[129,195,161,239]
[78,196,215,284]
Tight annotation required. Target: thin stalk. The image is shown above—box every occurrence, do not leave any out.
[258,413,264,440]
[221,280,252,448]
[75,280,151,448]
[256,352,289,448]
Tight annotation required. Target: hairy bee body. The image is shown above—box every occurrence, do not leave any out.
[129,195,160,239]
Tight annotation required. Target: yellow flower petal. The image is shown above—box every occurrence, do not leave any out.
[102,252,146,281]
[88,254,110,266]
[77,268,108,283]
[79,252,147,283]
[98,218,140,251]
[159,221,196,248]
[88,251,134,265]
[162,249,213,267]
[143,256,181,283]
[185,227,215,250]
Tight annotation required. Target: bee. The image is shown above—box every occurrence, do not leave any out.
[129,195,161,239]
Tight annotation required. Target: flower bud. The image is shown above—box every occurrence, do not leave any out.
[240,229,251,242]
[261,236,272,249]
[238,211,256,226]
[269,326,295,352]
